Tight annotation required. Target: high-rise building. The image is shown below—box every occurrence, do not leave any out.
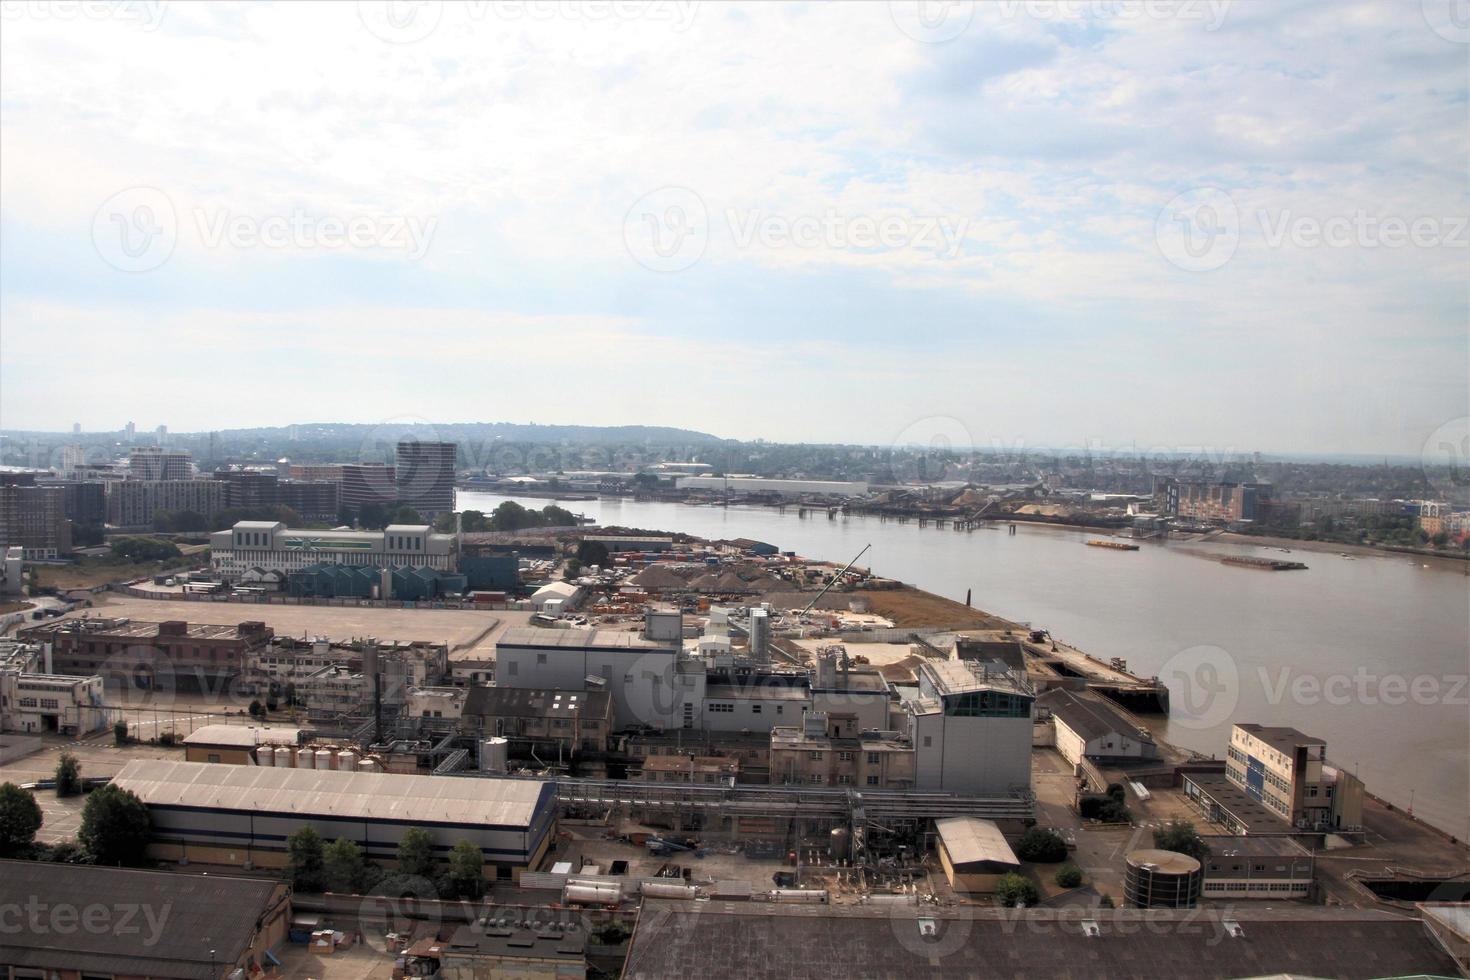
[277,479,340,523]
[0,480,72,558]
[129,447,192,481]
[214,468,280,510]
[106,479,224,528]
[394,440,457,516]
[338,464,397,515]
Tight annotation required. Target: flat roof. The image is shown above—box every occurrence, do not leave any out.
[0,860,284,980]
[181,724,301,749]
[1235,723,1326,753]
[920,658,1031,697]
[1200,835,1312,859]
[113,759,550,828]
[464,686,611,719]
[934,817,1020,869]
[1039,688,1153,744]
[705,683,809,701]
[499,626,673,651]
[1185,773,1303,836]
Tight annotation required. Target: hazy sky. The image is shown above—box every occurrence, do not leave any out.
[1,1,1466,456]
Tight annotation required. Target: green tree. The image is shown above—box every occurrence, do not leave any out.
[110,537,182,562]
[78,784,150,865]
[447,840,485,899]
[488,501,531,531]
[460,510,489,532]
[1016,827,1067,863]
[1153,818,1210,860]
[390,504,424,525]
[995,872,1039,908]
[576,539,610,567]
[324,837,367,893]
[113,720,130,746]
[287,826,327,892]
[54,752,82,797]
[397,827,435,878]
[358,502,390,530]
[0,782,43,855]
[540,505,577,527]
[248,699,265,719]
[563,558,584,580]
[1054,864,1083,888]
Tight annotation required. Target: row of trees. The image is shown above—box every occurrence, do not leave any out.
[109,537,183,562]
[153,505,304,534]
[287,825,485,899]
[452,502,580,533]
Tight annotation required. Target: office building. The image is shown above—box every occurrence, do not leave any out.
[277,478,339,521]
[128,446,193,480]
[214,467,280,509]
[58,479,107,526]
[0,861,291,980]
[0,481,71,557]
[338,462,397,514]
[1225,723,1364,831]
[106,478,225,528]
[111,759,557,879]
[395,439,458,516]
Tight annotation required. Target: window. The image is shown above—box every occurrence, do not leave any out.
[207,753,221,763]
[809,751,823,760]
[809,774,823,784]
[751,704,762,713]
[837,775,852,785]
[507,662,519,676]
[866,775,879,786]
[536,653,547,665]
[838,751,853,762]
[923,736,932,748]
[867,752,880,764]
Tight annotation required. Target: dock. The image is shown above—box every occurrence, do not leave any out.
[1023,636,1170,713]
[1086,539,1140,551]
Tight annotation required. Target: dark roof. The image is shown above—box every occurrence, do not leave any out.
[1038,688,1153,744]
[446,922,587,961]
[1235,723,1326,753]
[463,686,612,720]
[0,860,286,980]
[624,903,1460,980]
[1183,773,1302,835]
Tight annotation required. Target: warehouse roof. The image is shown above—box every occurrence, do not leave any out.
[934,817,1019,870]
[498,626,672,651]
[0,860,286,980]
[182,724,302,749]
[624,903,1461,979]
[112,759,551,829]
[1038,689,1153,744]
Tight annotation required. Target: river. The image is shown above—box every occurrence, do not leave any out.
[459,491,1470,838]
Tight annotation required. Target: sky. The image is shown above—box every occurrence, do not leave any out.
[0,0,1466,458]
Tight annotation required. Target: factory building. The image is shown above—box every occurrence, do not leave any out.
[1037,688,1159,766]
[0,860,291,980]
[111,759,558,880]
[908,659,1034,798]
[1200,835,1315,899]
[1226,723,1364,831]
[182,724,302,765]
[461,686,614,754]
[19,617,274,688]
[0,640,106,735]
[933,817,1021,894]
[210,520,456,581]
[768,712,914,789]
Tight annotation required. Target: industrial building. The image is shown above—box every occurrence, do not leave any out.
[0,860,290,980]
[624,903,1462,979]
[1038,687,1159,766]
[182,724,303,765]
[111,759,558,879]
[395,439,458,516]
[209,519,456,581]
[461,686,614,754]
[439,919,588,979]
[933,816,1021,893]
[0,639,106,735]
[1200,835,1315,899]
[19,617,274,688]
[1124,849,1203,908]
[1225,723,1364,830]
[908,659,1034,798]
[675,476,869,497]
[768,712,914,789]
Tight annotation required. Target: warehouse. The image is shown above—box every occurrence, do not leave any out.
[1037,688,1159,766]
[111,759,556,880]
[933,816,1020,893]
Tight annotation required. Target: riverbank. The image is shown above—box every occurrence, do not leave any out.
[1214,530,1469,569]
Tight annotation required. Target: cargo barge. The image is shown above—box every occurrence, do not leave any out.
[1222,555,1308,571]
[1086,539,1140,551]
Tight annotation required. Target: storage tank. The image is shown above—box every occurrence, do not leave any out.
[479,737,509,774]
[770,889,828,904]
[640,881,699,900]
[337,752,356,772]
[298,748,315,769]
[257,746,275,768]
[358,759,379,773]
[315,749,334,770]
[563,881,620,905]
[1124,849,1202,909]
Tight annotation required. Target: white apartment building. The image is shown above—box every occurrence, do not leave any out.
[210,520,455,581]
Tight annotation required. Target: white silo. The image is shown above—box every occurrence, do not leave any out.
[257,746,275,767]
[479,737,509,773]
[298,748,315,769]
[337,752,356,772]
[315,749,334,770]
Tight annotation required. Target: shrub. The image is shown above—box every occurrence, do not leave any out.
[54,753,82,797]
[113,720,130,746]
[1153,819,1209,860]
[996,873,1039,908]
[1054,864,1083,888]
[1016,827,1068,863]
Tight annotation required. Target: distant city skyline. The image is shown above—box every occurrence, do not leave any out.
[2,3,1466,456]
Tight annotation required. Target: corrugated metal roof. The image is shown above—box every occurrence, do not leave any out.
[934,816,1019,869]
[181,724,301,748]
[113,759,548,828]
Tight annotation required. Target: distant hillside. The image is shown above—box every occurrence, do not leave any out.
[0,421,726,446]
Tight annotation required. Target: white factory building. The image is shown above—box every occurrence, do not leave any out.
[908,659,1035,798]
[0,640,107,736]
[210,520,456,581]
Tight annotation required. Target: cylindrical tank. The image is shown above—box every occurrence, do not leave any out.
[298,748,315,769]
[563,881,620,905]
[315,749,334,770]
[480,737,509,774]
[829,827,851,861]
[254,746,272,767]
[358,759,379,773]
[1124,849,1202,909]
[770,889,828,904]
[640,882,699,900]
[337,752,356,772]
